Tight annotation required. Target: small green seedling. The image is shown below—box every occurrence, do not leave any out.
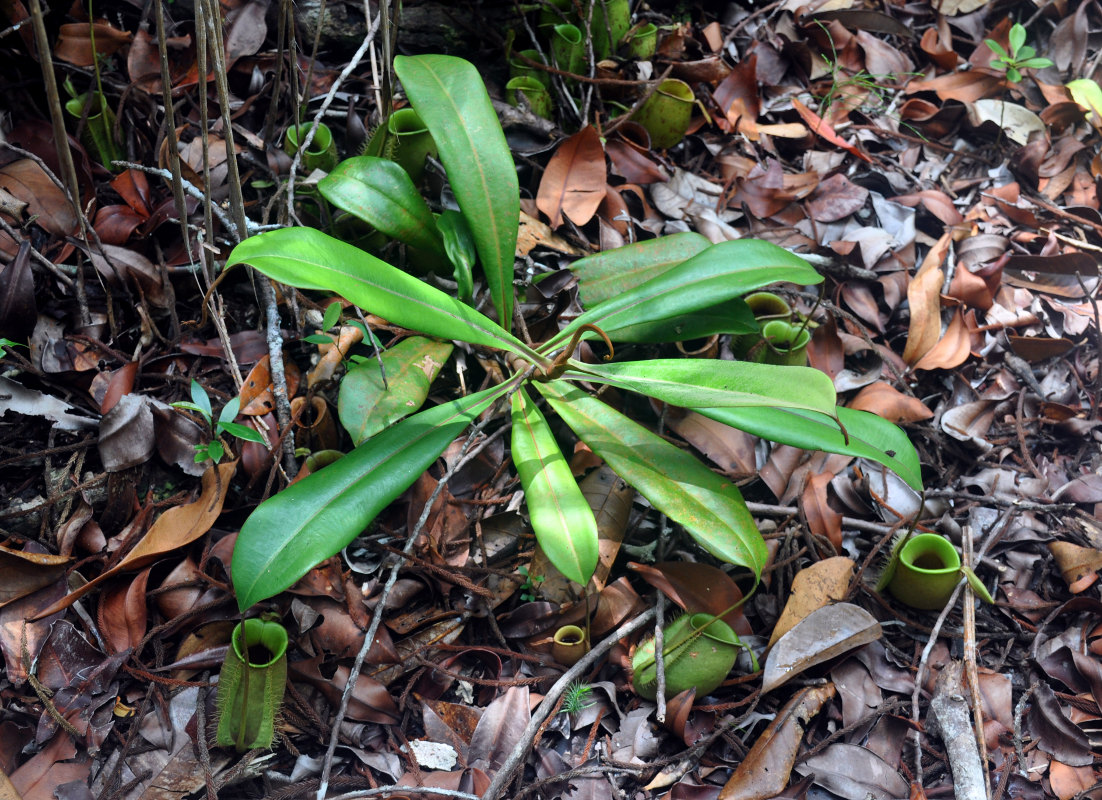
[0,338,26,358]
[560,681,595,715]
[172,379,266,463]
[517,565,544,602]
[986,23,1053,83]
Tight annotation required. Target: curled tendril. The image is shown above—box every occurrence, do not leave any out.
[539,324,614,380]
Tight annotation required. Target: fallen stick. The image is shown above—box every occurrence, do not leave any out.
[929,661,986,800]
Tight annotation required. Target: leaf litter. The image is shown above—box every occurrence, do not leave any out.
[1,0,1101,798]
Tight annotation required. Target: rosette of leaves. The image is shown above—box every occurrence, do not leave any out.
[224,55,923,611]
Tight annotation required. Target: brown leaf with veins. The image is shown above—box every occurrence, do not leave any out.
[536,126,606,228]
[718,684,836,800]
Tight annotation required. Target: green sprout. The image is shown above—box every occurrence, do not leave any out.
[560,681,595,715]
[0,338,26,358]
[986,23,1053,83]
[172,379,266,463]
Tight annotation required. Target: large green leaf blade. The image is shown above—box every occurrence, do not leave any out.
[549,240,822,349]
[338,337,454,445]
[570,231,712,307]
[226,228,541,362]
[538,381,767,580]
[232,385,507,610]
[566,359,837,416]
[511,388,598,586]
[395,55,519,331]
[319,157,448,260]
[698,405,924,492]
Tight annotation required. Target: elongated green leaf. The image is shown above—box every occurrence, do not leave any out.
[605,298,757,343]
[565,359,836,416]
[232,384,508,609]
[538,381,767,579]
[319,157,447,260]
[338,337,454,445]
[697,405,923,492]
[511,388,598,585]
[437,209,476,303]
[395,55,519,331]
[226,228,544,364]
[570,231,711,307]
[547,239,822,350]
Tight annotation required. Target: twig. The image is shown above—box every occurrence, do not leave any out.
[930,661,987,800]
[961,524,990,794]
[316,413,508,799]
[286,10,382,219]
[745,501,911,537]
[482,608,657,800]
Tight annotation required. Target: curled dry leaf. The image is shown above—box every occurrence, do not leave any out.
[628,561,750,635]
[0,376,98,432]
[849,382,933,424]
[718,684,836,800]
[763,603,881,694]
[1048,541,1102,593]
[912,308,973,371]
[98,393,155,471]
[0,544,71,610]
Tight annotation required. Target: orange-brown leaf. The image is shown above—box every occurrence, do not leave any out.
[536,126,606,228]
[849,382,933,423]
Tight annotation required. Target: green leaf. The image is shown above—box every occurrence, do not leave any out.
[395,55,520,331]
[1008,23,1026,57]
[190,380,212,421]
[1016,44,1036,60]
[539,381,767,580]
[696,405,923,492]
[570,231,712,307]
[303,333,336,345]
[321,301,342,331]
[985,39,1008,59]
[566,359,837,416]
[597,298,758,344]
[226,228,545,364]
[510,388,598,586]
[1006,67,1022,83]
[220,421,267,443]
[319,157,448,261]
[232,384,508,609]
[436,209,477,304]
[1018,56,1053,69]
[338,336,454,445]
[960,565,994,604]
[218,396,242,426]
[549,239,822,350]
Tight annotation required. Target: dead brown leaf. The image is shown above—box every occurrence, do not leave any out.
[718,684,836,800]
[769,557,855,646]
[849,382,933,423]
[536,126,606,228]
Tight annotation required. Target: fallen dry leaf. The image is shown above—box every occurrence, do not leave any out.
[1049,541,1102,593]
[718,684,836,800]
[769,557,855,646]
[849,382,933,423]
[763,603,882,694]
[536,125,606,228]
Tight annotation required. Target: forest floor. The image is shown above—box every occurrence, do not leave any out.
[1,0,1102,798]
